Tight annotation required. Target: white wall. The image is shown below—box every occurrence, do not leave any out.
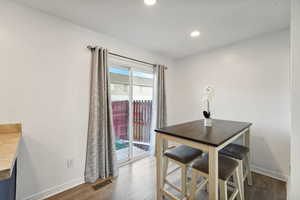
[168,30,290,180]
[0,1,173,199]
[0,0,291,198]
[290,0,300,199]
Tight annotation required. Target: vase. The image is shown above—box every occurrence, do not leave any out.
[204,118,212,127]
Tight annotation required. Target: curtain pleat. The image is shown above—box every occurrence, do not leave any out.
[151,64,167,154]
[85,47,118,183]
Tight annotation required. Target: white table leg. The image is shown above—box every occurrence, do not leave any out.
[208,146,219,200]
[244,128,253,185]
[156,133,163,200]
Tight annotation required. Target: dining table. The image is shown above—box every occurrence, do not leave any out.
[155,119,252,200]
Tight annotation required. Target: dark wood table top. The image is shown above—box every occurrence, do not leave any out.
[155,119,252,147]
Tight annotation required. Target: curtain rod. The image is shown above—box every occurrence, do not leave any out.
[87,46,167,69]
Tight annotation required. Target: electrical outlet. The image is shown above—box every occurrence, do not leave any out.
[67,159,74,169]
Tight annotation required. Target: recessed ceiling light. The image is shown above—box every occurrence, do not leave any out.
[190,30,200,38]
[144,0,156,6]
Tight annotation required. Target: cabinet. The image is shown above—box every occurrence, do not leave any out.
[0,161,17,200]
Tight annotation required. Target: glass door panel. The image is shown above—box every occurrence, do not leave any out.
[110,67,130,163]
[109,59,154,165]
[132,69,154,158]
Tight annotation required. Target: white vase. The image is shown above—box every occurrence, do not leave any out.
[204,118,212,127]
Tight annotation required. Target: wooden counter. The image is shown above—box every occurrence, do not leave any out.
[0,124,22,180]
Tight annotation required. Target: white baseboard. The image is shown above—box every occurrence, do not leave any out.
[23,177,85,200]
[251,164,288,182]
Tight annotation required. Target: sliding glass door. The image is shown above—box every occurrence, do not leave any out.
[110,66,131,163]
[132,70,153,158]
[109,60,154,164]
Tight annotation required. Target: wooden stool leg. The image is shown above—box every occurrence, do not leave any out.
[220,180,228,200]
[245,153,253,186]
[190,170,198,200]
[162,157,168,187]
[181,165,187,198]
[238,160,245,200]
[233,169,243,200]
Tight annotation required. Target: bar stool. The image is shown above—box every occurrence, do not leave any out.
[162,145,203,199]
[220,143,253,197]
[190,154,243,200]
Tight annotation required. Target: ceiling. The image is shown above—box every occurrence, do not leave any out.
[14,0,290,59]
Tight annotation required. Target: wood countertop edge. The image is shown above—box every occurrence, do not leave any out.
[0,123,22,180]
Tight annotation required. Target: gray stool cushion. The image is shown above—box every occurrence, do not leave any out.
[192,154,238,181]
[164,145,203,164]
[220,144,249,160]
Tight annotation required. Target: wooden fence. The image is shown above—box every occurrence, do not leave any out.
[112,100,152,144]
[112,101,129,141]
[133,100,152,143]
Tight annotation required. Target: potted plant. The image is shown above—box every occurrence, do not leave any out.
[202,86,214,127]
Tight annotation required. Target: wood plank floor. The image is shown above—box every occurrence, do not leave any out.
[46,157,286,200]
